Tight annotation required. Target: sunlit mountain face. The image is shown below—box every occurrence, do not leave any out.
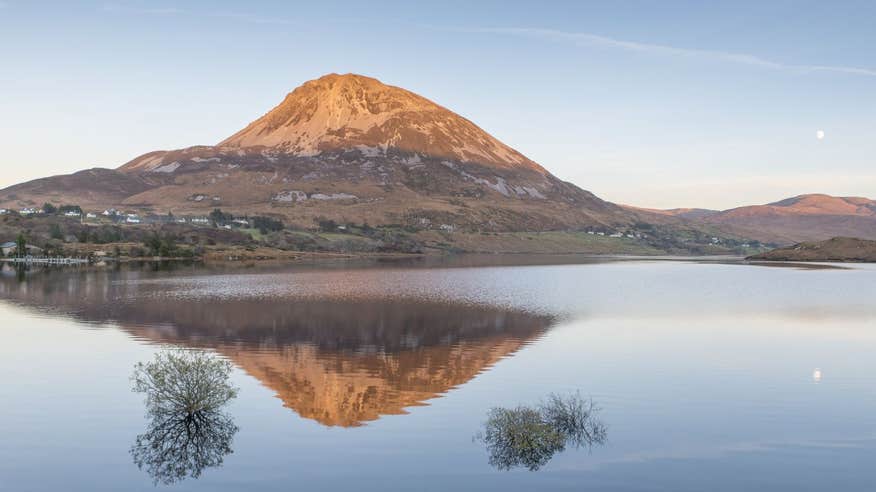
[0,264,553,427]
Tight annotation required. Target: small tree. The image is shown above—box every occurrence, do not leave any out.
[315,217,338,233]
[50,224,64,240]
[209,208,232,226]
[15,233,26,257]
[42,202,57,214]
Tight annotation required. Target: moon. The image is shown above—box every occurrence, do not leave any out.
[816,130,825,140]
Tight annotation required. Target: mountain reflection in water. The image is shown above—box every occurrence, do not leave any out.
[0,265,554,427]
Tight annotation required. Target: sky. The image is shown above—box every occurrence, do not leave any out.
[1,0,874,210]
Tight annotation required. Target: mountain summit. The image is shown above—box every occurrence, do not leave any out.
[218,73,543,172]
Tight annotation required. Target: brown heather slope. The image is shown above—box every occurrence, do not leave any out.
[642,194,876,245]
[623,205,719,221]
[0,168,153,209]
[1,73,631,233]
[748,237,876,262]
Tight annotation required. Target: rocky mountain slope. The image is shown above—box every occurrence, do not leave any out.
[0,73,629,233]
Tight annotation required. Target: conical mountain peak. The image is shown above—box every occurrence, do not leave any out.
[219,73,544,171]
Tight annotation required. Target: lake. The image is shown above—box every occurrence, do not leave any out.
[1,257,875,491]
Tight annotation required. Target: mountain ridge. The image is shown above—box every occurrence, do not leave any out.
[642,194,876,244]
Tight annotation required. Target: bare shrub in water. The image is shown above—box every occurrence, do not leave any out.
[477,392,607,471]
[131,349,240,485]
[132,349,239,417]
[131,408,238,485]
[539,392,607,449]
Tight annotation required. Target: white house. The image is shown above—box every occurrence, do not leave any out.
[1,242,43,256]
[1,241,17,255]
[64,210,81,217]
[86,212,97,219]
[191,217,210,225]
[20,208,38,215]
[0,209,8,215]
[126,214,141,224]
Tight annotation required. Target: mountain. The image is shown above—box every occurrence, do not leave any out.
[643,194,876,245]
[702,194,876,244]
[0,73,629,232]
[749,237,876,262]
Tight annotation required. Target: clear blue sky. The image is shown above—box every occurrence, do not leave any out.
[1,1,874,209]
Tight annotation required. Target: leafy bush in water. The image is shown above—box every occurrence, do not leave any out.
[477,392,606,471]
[132,349,238,417]
[480,406,566,471]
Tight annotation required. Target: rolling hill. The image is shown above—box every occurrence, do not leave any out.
[701,194,876,244]
[638,194,876,245]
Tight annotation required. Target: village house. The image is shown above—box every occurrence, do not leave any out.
[20,207,38,215]
[1,241,44,256]
[1,242,17,256]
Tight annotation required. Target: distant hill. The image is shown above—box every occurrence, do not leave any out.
[0,168,152,210]
[643,194,876,245]
[748,237,876,262]
[624,206,719,221]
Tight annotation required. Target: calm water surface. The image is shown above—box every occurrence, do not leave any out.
[1,257,875,491]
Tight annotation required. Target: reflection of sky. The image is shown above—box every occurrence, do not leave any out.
[1,261,876,490]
